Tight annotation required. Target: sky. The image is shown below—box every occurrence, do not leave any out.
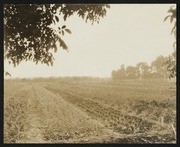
[4,4,176,78]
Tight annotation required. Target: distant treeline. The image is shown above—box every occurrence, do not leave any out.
[4,76,109,83]
[112,55,173,80]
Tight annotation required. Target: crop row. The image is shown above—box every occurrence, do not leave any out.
[45,82,175,108]
[45,87,160,134]
[4,89,30,143]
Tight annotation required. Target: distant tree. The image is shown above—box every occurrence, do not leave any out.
[164,6,176,79]
[117,64,126,79]
[126,66,138,79]
[136,62,151,80]
[111,70,118,80]
[111,64,126,80]
[151,55,169,79]
[4,4,110,67]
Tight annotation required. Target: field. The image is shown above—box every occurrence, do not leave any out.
[4,78,176,143]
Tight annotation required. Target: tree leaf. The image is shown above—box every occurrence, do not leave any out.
[65,29,72,34]
[58,27,61,30]
[106,5,110,9]
[55,16,59,22]
[29,54,32,59]
[167,7,175,13]
[54,45,57,53]
[62,25,66,29]
[62,30,64,36]
[59,39,68,50]
[164,15,170,22]
[50,58,53,66]
[5,71,11,77]
[171,25,176,34]
[52,19,55,24]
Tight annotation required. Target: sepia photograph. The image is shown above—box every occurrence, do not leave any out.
[4,3,176,143]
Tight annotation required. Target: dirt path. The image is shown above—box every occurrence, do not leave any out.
[18,85,50,143]
[23,112,45,143]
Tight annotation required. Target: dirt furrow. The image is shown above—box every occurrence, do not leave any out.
[18,85,49,143]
